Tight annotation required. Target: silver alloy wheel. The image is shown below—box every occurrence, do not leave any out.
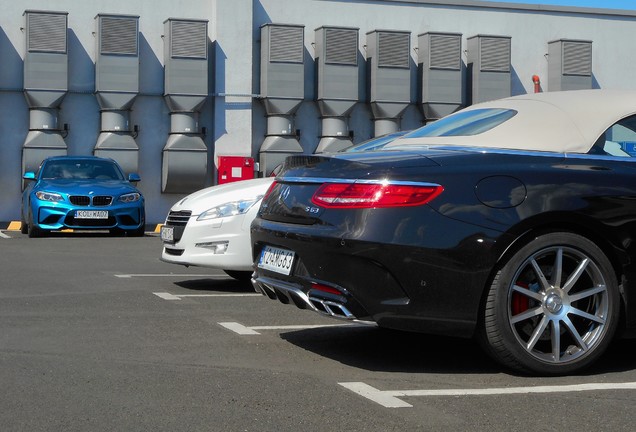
[507,245,609,365]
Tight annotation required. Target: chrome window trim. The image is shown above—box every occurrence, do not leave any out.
[383,144,636,162]
[278,177,442,188]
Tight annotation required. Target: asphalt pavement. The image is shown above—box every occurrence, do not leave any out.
[1,231,636,431]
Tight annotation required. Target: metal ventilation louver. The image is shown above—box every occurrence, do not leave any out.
[270,26,304,63]
[430,34,461,70]
[27,13,67,53]
[325,28,357,66]
[480,37,511,72]
[563,41,592,76]
[100,17,138,56]
[170,20,207,59]
[378,32,410,68]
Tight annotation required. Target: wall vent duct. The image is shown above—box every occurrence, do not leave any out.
[94,14,140,175]
[162,18,209,193]
[466,35,511,104]
[22,10,69,176]
[548,39,593,91]
[366,30,411,136]
[419,32,463,122]
[259,23,305,175]
[314,26,359,153]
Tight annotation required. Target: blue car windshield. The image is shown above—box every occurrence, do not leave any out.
[404,108,517,138]
[41,160,124,180]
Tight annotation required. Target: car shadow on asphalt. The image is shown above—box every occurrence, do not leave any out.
[280,325,636,376]
[281,325,499,375]
[173,278,255,293]
[37,231,114,238]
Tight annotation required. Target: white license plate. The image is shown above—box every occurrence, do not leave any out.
[75,210,108,219]
[258,245,295,275]
[161,226,174,242]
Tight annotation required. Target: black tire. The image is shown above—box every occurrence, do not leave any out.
[27,210,46,238]
[480,232,619,375]
[224,270,253,282]
[20,214,28,235]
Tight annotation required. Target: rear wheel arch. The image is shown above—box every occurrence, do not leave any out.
[494,222,625,290]
[482,222,627,327]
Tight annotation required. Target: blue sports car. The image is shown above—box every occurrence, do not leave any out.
[21,156,145,237]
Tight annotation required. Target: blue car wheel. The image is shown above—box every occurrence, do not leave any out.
[20,207,28,235]
[27,209,46,238]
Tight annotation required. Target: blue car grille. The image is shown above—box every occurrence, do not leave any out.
[93,196,113,206]
[64,215,116,227]
[69,195,113,206]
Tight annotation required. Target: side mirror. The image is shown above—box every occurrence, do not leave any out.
[128,173,141,183]
[23,172,36,181]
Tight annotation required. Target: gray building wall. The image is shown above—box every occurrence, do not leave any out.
[1,0,636,224]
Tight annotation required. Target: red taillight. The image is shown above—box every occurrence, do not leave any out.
[311,182,443,208]
[263,181,278,201]
[311,282,342,296]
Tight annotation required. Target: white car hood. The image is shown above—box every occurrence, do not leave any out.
[169,177,274,215]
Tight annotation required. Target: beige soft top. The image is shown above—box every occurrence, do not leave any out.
[388,89,636,154]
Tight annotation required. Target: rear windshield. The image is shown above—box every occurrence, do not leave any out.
[404,108,517,138]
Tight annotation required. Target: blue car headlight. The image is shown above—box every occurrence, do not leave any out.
[35,191,64,202]
[197,196,262,221]
[119,192,142,203]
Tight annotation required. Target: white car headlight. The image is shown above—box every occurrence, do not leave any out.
[197,196,262,221]
[119,192,141,203]
[35,191,64,202]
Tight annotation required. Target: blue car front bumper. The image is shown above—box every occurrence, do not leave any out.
[33,202,144,230]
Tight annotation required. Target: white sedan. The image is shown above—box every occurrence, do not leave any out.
[160,177,273,281]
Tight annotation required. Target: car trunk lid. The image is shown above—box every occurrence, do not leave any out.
[259,151,440,225]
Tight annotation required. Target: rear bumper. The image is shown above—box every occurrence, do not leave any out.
[251,208,502,337]
[252,274,359,320]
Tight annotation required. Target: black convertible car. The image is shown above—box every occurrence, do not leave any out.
[251,89,636,375]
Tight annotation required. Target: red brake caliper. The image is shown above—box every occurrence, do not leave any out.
[511,282,529,315]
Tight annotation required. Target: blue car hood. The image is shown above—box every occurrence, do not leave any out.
[37,179,139,195]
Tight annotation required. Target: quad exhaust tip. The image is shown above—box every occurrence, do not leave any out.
[252,276,355,320]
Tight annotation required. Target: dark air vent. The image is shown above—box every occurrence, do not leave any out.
[270,26,304,63]
[430,34,461,70]
[100,17,138,55]
[480,37,511,72]
[378,32,410,68]
[325,28,357,66]
[27,13,67,53]
[171,21,207,59]
[563,41,592,76]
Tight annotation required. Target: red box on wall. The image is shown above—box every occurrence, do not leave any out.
[217,156,255,184]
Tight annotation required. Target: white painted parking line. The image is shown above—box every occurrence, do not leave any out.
[180,293,260,298]
[116,273,229,279]
[219,322,261,335]
[153,292,260,301]
[154,292,181,300]
[0,231,11,239]
[218,321,370,335]
[338,381,636,408]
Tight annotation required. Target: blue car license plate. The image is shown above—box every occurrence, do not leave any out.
[75,210,108,219]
